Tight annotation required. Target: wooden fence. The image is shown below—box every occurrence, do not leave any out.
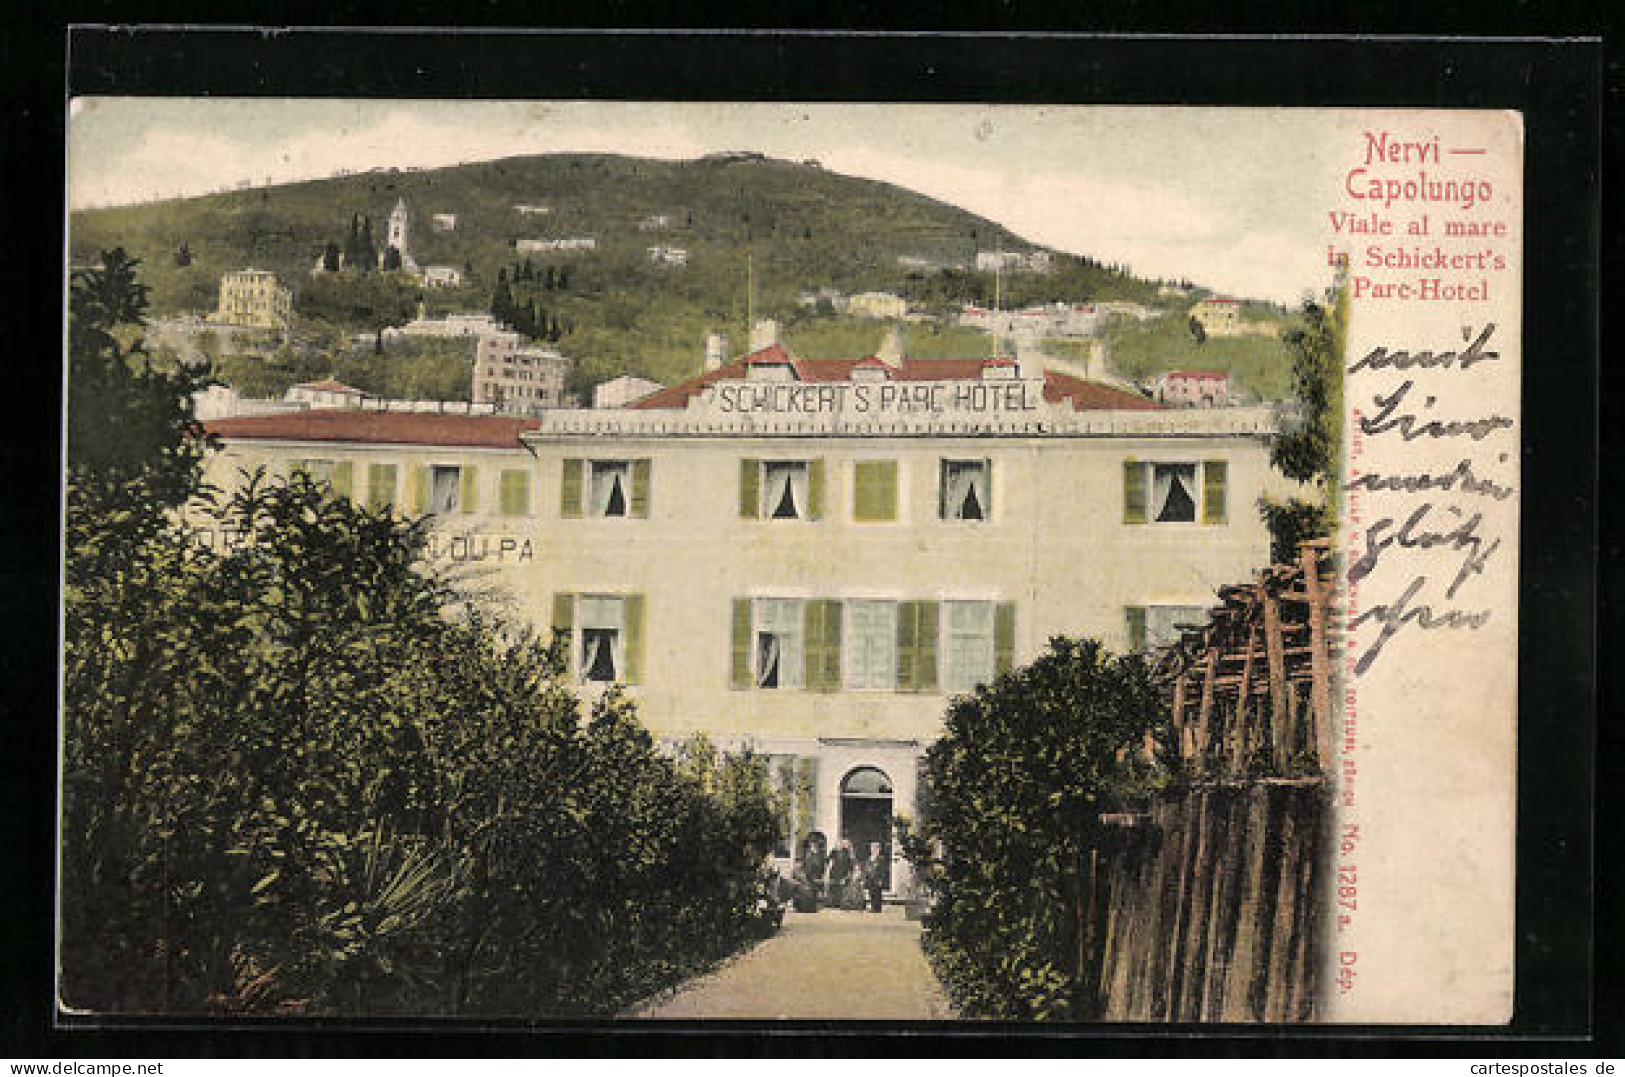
[1148,539,1339,777]
[1083,540,1339,1021]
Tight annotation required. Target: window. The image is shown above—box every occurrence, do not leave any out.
[293,458,352,499]
[1123,459,1228,524]
[561,459,650,518]
[551,592,646,684]
[846,600,898,690]
[853,461,898,523]
[590,460,631,517]
[429,465,462,514]
[740,458,824,520]
[579,595,626,683]
[367,463,397,511]
[943,601,996,694]
[1125,604,1208,652]
[940,459,992,521]
[753,598,805,689]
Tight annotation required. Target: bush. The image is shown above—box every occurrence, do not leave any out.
[907,638,1165,1020]
[61,252,779,1017]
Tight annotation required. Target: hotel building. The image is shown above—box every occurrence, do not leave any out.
[199,343,1287,894]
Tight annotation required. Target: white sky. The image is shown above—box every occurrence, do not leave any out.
[67,99,1345,305]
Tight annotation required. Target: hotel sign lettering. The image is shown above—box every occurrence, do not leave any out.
[702,379,1041,417]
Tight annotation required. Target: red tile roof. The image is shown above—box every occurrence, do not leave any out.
[291,378,364,393]
[204,410,538,448]
[631,346,1161,412]
[1164,370,1229,380]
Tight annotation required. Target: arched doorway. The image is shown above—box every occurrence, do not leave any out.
[840,766,894,889]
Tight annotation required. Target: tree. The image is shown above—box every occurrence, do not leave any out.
[62,254,778,1016]
[173,242,193,268]
[909,638,1164,1020]
[1188,315,1206,345]
[490,268,514,326]
[321,242,342,273]
[356,216,377,273]
[1260,278,1347,560]
[382,245,402,273]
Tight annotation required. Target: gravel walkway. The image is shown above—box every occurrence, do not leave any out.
[632,907,956,1021]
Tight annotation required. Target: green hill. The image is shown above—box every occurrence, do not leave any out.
[69,153,1254,394]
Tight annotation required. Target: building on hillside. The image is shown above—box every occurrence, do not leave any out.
[208,269,293,331]
[432,213,458,232]
[422,265,465,290]
[287,378,368,410]
[516,237,596,254]
[1096,301,1160,322]
[1155,370,1232,408]
[845,292,909,320]
[647,245,689,267]
[975,250,1053,274]
[386,311,510,340]
[796,287,844,311]
[384,198,420,274]
[593,375,665,409]
[897,255,962,273]
[473,332,571,412]
[1190,298,1242,336]
[514,204,551,216]
[199,338,1291,897]
[639,213,676,231]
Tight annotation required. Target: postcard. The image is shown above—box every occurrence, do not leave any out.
[61,97,1522,1025]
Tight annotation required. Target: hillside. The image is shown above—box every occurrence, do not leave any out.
[69,153,1260,394]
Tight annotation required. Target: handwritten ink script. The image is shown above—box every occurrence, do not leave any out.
[1343,324,1515,675]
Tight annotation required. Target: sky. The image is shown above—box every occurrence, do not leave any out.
[67,99,1345,305]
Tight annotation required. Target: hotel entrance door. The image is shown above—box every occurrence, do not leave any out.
[839,766,893,890]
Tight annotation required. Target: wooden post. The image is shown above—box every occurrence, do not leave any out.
[1196,647,1217,770]
[1171,670,1189,762]
[1301,544,1335,768]
[1260,582,1290,773]
[1232,624,1258,773]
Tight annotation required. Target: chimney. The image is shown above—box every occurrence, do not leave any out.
[705,332,727,371]
[749,318,780,352]
[877,323,906,364]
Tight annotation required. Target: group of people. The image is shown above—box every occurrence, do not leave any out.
[781,835,888,914]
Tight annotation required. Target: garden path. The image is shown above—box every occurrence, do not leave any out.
[632,907,955,1021]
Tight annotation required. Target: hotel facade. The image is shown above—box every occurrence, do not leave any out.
[199,345,1290,894]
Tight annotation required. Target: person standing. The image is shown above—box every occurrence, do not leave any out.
[828,838,854,909]
[802,834,828,909]
[864,841,887,913]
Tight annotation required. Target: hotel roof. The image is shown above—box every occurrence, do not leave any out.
[632,346,1161,412]
[204,410,539,449]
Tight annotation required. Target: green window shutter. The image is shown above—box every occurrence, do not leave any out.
[995,602,1016,675]
[329,461,353,499]
[631,459,651,518]
[898,600,940,693]
[807,459,826,520]
[560,458,583,518]
[897,601,918,692]
[854,460,897,522]
[552,593,576,677]
[499,469,529,516]
[804,599,842,692]
[739,459,760,519]
[982,458,993,519]
[1125,606,1147,653]
[460,465,479,514]
[624,594,646,684]
[367,463,397,511]
[731,598,753,689]
[916,601,938,692]
[408,465,430,514]
[1123,459,1147,524]
[1202,460,1228,524]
